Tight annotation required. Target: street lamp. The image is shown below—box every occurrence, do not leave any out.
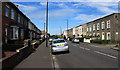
[46,0,48,47]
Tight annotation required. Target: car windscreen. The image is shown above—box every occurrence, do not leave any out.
[53,40,65,43]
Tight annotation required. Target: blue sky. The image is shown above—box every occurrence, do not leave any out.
[12,1,118,35]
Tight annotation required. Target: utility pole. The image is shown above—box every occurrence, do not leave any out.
[60,26,62,36]
[44,23,45,39]
[46,0,48,47]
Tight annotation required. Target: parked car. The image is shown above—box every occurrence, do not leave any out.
[51,39,69,53]
[72,38,80,43]
[49,38,53,42]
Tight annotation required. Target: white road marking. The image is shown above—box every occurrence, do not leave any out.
[52,55,60,68]
[94,51,117,59]
[79,47,90,51]
[84,48,90,50]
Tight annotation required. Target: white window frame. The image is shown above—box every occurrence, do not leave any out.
[102,22,105,29]
[87,27,89,32]
[107,20,110,28]
[89,25,91,32]
[93,24,95,31]
[10,26,19,40]
[97,23,100,30]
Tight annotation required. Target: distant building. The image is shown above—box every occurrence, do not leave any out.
[78,25,82,37]
[64,13,119,41]
[63,30,68,39]
[82,24,87,37]
[67,28,73,38]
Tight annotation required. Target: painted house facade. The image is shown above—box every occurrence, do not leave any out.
[63,13,119,41]
[82,24,87,37]
[86,13,119,40]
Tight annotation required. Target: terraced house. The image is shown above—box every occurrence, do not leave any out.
[63,13,119,41]
[86,13,119,41]
[2,2,41,44]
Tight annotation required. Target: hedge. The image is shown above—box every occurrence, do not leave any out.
[90,39,118,44]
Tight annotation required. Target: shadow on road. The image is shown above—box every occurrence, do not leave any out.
[52,51,70,55]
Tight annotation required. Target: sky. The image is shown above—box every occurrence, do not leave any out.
[11,0,119,35]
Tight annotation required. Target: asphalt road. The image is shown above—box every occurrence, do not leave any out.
[51,41,119,70]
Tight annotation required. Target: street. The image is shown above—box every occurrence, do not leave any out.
[51,41,118,69]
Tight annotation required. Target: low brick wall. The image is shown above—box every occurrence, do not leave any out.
[1,40,45,70]
[2,45,34,70]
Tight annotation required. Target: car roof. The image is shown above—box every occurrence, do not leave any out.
[53,38,64,41]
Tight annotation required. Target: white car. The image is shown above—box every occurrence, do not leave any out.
[51,39,69,53]
[49,38,53,42]
[72,38,80,43]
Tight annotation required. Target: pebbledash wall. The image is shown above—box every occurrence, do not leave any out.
[2,2,41,44]
[63,13,120,41]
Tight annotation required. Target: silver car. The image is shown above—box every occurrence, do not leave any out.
[51,39,69,53]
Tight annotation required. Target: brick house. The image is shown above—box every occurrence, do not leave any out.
[2,2,30,44]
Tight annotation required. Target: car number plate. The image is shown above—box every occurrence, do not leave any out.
[59,44,63,46]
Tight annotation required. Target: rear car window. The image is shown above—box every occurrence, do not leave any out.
[53,40,65,43]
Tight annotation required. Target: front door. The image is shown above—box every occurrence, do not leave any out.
[102,32,105,40]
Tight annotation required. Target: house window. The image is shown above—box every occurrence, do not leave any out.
[107,32,111,40]
[87,27,89,31]
[18,13,20,23]
[97,23,99,30]
[93,24,95,31]
[21,16,23,24]
[11,9,15,19]
[20,29,24,39]
[107,20,110,28]
[10,26,19,40]
[89,25,91,32]
[5,4,9,17]
[102,22,105,29]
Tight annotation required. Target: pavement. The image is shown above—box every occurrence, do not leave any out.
[14,41,53,70]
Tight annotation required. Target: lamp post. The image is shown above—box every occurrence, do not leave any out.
[46,0,48,47]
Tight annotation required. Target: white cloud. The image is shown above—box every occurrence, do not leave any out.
[10,0,120,2]
[73,2,118,14]
[14,3,37,13]
[74,14,102,22]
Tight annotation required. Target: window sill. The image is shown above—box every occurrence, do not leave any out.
[10,38,19,40]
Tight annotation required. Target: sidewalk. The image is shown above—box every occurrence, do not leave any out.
[14,41,53,70]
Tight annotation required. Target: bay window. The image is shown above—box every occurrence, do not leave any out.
[10,26,19,40]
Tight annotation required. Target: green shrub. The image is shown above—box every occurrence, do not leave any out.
[2,44,24,51]
[79,37,84,42]
[90,39,118,44]
[85,36,90,39]
[69,37,73,41]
